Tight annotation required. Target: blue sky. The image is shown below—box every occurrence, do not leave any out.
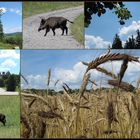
[21,50,140,90]
[0,2,22,33]
[0,50,20,74]
[85,2,140,49]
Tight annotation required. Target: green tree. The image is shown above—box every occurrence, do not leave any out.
[124,35,135,49]
[0,10,4,41]
[135,30,140,49]
[112,34,122,49]
[85,2,132,27]
[0,79,4,87]
[13,74,20,88]
[5,74,16,91]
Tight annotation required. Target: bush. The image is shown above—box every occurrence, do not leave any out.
[4,35,22,48]
[0,79,4,87]
[5,75,16,91]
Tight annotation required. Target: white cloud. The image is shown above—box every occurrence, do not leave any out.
[5,27,22,34]
[0,50,20,59]
[21,75,48,89]
[21,56,140,90]
[9,8,22,15]
[1,59,16,67]
[21,62,87,90]
[85,35,111,49]
[0,7,7,13]
[119,20,140,36]
[54,62,86,84]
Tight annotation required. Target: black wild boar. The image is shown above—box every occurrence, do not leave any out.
[38,17,73,36]
[0,113,6,126]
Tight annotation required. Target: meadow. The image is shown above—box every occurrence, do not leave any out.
[23,2,83,18]
[0,33,22,49]
[0,96,20,138]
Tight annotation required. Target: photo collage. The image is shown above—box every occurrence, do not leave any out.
[0,1,140,139]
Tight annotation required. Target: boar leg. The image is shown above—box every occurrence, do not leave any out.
[44,30,48,36]
[44,28,50,36]
[52,28,56,36]
[65,27,68,35]
[61,28,64,35]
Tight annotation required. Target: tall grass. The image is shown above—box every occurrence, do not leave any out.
[71,14,84,45]
[0,42,16,49]
[0,96,20,138]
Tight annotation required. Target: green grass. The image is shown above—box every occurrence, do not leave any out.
[0,96,20,138]
[71,14,84,45]
[23,2,83,18]
[0,42,16,49]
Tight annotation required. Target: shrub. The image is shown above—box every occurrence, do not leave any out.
[5,74,16,91]
[0,79,4,87]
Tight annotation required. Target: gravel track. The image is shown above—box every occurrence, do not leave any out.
[23,6,84,49]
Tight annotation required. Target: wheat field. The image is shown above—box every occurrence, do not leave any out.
[21,52,140,138]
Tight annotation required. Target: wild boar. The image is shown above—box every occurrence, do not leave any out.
[38,17,73,36]
[0,113,6,126]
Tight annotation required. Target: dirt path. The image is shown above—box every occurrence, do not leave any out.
[23,6,84,49]
[0,88,19,95]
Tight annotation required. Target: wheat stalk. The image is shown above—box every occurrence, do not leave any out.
[21,115,31,138]
[38,110,64,120]
[96,67,117,79]
[118,57,129,85]
[21,93,51,109]
[47,68,51,86]
[108,80,135,92]
[79,73,90,98]
[21,74,29,85]
[86,53,139,72]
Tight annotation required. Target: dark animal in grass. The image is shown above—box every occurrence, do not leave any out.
[38,17,73,36]
[0,113,6,126]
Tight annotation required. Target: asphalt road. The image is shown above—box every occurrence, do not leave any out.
[23,6,84,49]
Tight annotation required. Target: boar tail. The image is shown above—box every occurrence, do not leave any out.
[67,19,74,24]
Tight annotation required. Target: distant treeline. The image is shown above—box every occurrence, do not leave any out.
[111,30,140,49]
[22,87,123,95]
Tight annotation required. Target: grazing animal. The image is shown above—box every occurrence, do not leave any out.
[38,17,73,36]
[0,113,6,126]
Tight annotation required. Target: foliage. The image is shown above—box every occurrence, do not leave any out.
[85,2,132,27]
[0,71,19,91]
[110,30,140,49]
[4,34,22,48]
[0,9,22,49]
[0,79,4,87]
[124,30,140,49]
[0,10,4,41]
[112,34,123,49]
[5,74,17,91]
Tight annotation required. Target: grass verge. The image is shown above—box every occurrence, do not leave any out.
[71,13,84,46]
[23,2,83,18]
[0,42,16,49]
[0,96,20,138]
